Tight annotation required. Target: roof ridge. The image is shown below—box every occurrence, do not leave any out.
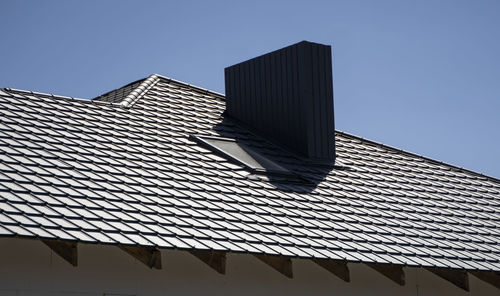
[91,74,225,107]
[2,88,118,107]
[2,73,224,109]
[3,87,90,102]
[4,75,160,108]
[120,74,161,108]
[336,130,500,185]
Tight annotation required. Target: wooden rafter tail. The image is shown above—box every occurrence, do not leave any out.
[254,254,293,279]
[426,267,469,292]
[469,271,500,290]
[120,245,162,269]
[42,239,78,267]
[190,250,226,274]
[367,263,405,286]
[313,259,350,282]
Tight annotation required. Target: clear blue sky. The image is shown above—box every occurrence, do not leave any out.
[1,0,499,178]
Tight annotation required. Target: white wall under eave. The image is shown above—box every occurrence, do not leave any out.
[0,237,497,296]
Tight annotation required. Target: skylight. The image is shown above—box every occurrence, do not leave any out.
[191,135,291,176]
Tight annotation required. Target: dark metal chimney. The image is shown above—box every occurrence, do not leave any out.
[224,41,335,162]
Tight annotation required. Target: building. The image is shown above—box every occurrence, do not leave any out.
[0,41,498,295]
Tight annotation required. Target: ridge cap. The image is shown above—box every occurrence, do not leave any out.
[120,74,161,108]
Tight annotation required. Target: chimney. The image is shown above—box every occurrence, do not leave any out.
[224,41,335,163]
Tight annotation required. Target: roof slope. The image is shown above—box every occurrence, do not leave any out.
[92,79,144,104]
[0,76,499,273]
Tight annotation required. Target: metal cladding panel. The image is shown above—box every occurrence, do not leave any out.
[224,41,335,162]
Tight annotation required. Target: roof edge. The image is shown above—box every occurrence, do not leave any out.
[154,74,225,99]
[91,78,145,102]
[336,130,500,185]
[2,87,102,104]
[3,235,498,273]
[2,73,225,109]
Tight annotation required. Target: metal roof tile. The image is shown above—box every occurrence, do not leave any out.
[0,79,499,273]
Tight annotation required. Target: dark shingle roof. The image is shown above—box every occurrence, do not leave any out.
[0,75,499,272]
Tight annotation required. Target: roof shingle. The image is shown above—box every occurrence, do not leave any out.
[0,74,499,272]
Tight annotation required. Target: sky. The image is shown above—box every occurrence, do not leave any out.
[1,0,499,178]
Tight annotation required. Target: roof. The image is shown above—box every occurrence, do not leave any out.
[0,74,499,274]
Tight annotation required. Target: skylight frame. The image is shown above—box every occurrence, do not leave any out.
[190,135,293,177]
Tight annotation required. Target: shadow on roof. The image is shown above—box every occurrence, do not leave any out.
[212,115,335,193]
